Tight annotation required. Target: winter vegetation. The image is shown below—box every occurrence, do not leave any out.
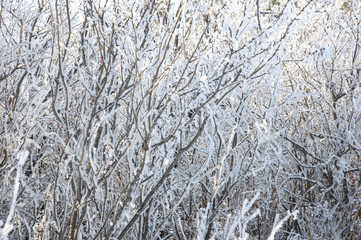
[0,0,360,239]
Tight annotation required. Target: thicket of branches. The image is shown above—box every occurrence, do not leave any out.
[1,0,360,239]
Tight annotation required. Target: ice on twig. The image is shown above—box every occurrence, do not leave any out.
[0,151,28,239]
